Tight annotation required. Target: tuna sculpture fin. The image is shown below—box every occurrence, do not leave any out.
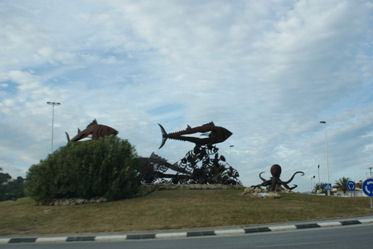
[65,132,71,142]
[158,124,168,149]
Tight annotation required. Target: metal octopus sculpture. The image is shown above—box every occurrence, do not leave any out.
[65,119,118,142]
[251,164,304,191]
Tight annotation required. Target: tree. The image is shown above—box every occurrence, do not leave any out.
[0,172,11,184]
[0,172,24,201]
[25,136,142,204]
[313,182,327,195]
[334,177,350,194]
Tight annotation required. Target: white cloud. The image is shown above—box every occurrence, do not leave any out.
[7,70,40,90]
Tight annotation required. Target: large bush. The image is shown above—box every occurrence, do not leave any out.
[25,136,142,204]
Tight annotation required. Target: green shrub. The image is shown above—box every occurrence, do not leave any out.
[24,136,142,204]
[0,173,24,201]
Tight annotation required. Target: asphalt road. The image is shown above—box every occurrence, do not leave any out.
[2,223,373,249]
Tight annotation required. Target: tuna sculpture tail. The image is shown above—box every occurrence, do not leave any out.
[159,124,168,149]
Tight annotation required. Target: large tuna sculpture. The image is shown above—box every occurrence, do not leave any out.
[158,122,232,149]
[65,119,118,142]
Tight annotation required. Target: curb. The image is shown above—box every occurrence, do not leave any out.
[1,217,373,244]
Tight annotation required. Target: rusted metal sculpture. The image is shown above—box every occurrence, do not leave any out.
[65,119,118,142]
[138,148,240,185]
[158,122,232,149]
[138,153,191,183]
[251,164,304,191]
[153,122,239,185]
[175,144,240,185]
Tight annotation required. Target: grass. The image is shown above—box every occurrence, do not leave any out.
[0,190,372,236]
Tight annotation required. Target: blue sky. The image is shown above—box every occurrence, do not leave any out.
[1,0,372,192]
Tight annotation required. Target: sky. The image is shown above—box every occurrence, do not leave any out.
[1,0,373,192]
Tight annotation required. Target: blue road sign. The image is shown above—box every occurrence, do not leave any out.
[346,180,356,191]
[362,178,373,197]
[325,183,332,191]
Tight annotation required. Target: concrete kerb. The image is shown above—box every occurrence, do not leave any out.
[359,218,373,224]
[317,221,341,227]
[155,232,187,239]
[35,237,68,243]
[0,238,10,244]
[94,235,127,241]
[214,229,245,236]
[2,216,373,244]
[268,224,296,231]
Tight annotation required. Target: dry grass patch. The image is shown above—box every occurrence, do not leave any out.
[0,190,372,236]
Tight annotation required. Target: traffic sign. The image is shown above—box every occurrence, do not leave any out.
[362,178,373,197]
[325,183,332,191]
[362,178,373,209]
[346,180,355,191]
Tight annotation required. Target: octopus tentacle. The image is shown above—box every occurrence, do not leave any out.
[282,183,297,190]
[280,171,304,185]
[251,180,272,189]
[259,171,267,182]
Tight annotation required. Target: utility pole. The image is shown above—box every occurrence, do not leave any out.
[47,101,61,153]
[320,121,330,196]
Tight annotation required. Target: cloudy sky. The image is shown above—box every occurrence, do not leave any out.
[1,0,372,192]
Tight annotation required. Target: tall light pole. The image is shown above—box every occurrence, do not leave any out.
[311,175,315,193]
[47,101,61,153]
[320,121,330,196]
[317,164,320,184]
[229,145,234,165]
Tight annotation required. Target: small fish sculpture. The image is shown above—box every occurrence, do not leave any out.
[66,119,118,142]
[158,122,232,149]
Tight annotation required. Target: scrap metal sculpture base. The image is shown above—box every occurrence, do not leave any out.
[140,145,240,185]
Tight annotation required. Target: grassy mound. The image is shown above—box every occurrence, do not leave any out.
[1,189,372,236]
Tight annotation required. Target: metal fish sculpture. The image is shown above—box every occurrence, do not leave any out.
[158,122,232,149]
[66,119,118,142]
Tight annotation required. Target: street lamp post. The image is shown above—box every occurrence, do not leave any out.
[317,164,320,184]
[320,121,330,196]
[47,101,61,153]
[229,145,234,165]
[311,175,316,193]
